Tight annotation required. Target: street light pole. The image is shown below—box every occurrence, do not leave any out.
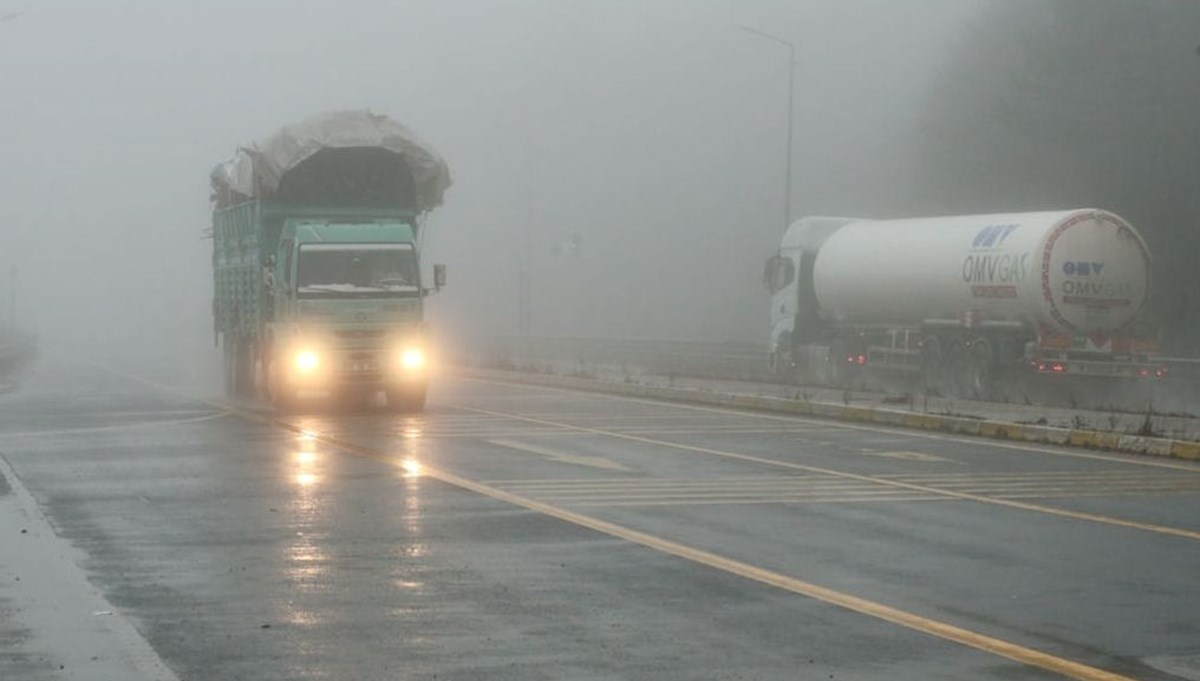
[741,25,795,230]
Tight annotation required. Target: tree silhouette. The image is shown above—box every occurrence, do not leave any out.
[910,0,1200,351]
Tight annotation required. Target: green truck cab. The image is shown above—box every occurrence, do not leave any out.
[211,111,451,410]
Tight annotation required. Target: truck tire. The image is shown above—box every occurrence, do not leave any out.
[222,338,237,397]
[944,340,970,398]
[920,336,943,395]
[827,340,850,388]
[223,336,254,398]
[265,360,301,413]
[965,337,994,400]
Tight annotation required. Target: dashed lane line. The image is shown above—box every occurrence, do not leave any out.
[459,405,1200,542]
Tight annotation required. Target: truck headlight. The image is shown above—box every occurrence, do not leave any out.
[295,351,320,373]
[400,348,425,371]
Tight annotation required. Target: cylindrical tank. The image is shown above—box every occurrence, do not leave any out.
[811,209,1151,335]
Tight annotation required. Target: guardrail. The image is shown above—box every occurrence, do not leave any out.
[466,335,1200,414]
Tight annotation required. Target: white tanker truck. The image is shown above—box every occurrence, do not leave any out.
[763,209,1164,397]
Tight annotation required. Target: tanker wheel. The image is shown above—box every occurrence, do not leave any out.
[965,337,994,400]
[943,340,970,398]
[826,340,850,388]
[919,336,943,394]
[768,332,796,383]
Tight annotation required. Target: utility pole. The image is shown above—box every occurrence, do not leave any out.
[741,25,796,230]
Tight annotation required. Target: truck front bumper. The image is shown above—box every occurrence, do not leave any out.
[279,345,430,392]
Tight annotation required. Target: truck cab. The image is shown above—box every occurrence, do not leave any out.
[265,218,441,409]
[764,217,857,374]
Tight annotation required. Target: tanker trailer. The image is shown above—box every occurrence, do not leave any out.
[763,209,1163,397]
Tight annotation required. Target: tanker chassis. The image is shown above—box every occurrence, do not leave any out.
[763,209,1163,397]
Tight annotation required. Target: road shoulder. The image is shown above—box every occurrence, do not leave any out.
[0,451,179,681]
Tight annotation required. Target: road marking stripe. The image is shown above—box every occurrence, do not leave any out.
[0,410,234,438]
[461,405,1200,542]
[486,438,630,471]
[570,496,952,507]
[266,419,1136,681]
[464,377,1200,473]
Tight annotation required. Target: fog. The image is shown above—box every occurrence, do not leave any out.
[3,0,1003,367]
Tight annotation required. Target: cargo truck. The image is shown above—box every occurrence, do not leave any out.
[763,209,1163,397]
[211,111,451,410]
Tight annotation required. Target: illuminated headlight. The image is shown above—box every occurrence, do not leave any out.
[294,351,320,373]
[400,348,426,370]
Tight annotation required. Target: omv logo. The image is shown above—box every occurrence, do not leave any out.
[1062,261,1105,276]
[972,224,1018,248]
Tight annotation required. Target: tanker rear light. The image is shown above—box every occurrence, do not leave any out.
[1034,361,1068,374]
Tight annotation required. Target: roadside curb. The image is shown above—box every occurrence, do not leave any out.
[462,369,1200,462]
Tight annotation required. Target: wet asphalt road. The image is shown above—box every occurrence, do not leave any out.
[2,359,1200,680]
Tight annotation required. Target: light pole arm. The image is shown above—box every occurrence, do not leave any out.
[740,26,796,230]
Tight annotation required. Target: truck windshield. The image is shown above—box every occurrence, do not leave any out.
[296,244,418,298]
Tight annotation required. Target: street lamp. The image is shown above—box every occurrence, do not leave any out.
[741,25,796,230]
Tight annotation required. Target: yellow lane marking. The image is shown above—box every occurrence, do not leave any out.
[92,365,1138,681]
[264,419,1137,681]
[486,438,629,471]
[464,377,1200,473]
[461,405,1200,542]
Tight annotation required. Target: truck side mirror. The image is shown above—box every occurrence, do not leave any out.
[433,264,447,290]
[763,256,779,292]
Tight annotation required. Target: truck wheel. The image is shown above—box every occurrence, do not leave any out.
[768,331,793,381]
[222,338,237,397]
[944,340,969,398]
[827,340,850,388]
[235,339,256,398]
[387,386,427,412]
[224,337,254,399]
[265,361,300,413]
[966,337,993,400]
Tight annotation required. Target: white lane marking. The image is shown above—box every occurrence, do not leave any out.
[0,410,234,438]
[858,450,954,463]
[462,376,1200,473]
[486,438,631,471]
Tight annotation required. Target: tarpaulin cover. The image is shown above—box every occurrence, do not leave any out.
[211,110,451,212]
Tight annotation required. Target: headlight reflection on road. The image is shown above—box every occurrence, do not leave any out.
[282,425,330,628]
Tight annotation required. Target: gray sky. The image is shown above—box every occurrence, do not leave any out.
[0,0,980,358]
